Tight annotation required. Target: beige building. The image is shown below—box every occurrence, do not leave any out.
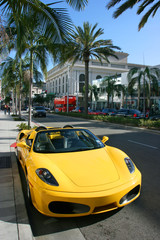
[46,52,145,108]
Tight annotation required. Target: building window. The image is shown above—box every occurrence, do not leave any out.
[53,81,54,93]
[79,74,85,93]
[66,75,68,94]
[62,77,64,94]
[111,64,126,69]
[55,80,57,93]
[59,78,61,93]
[96,75,102,79]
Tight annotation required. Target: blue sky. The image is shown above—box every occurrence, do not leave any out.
[47,0,160,70]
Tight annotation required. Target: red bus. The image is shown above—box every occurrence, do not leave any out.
[54,96,76,112]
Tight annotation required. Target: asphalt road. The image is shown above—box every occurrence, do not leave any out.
[21,113,160,240]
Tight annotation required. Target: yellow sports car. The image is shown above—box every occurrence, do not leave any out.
[16,125,141,217]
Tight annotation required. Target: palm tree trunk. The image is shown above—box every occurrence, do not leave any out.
[137,86,140,110]
[107,93,110,108]
[15,87,18,115]
[12,88,15,114]
[19,58,22,119]
[84,59,89,115]
[143,75,146,114]
[19,80,22,118]
[148,78,151,109]
[122,91,124,108]
[28,50,33,129]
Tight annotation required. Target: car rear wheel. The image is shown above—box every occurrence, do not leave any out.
[26,176,32,204]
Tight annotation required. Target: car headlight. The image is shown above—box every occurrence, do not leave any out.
[36,168,59,186]
[124,157,135,173]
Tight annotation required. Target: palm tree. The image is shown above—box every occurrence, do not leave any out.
[100,76,117,108]
[127,66,160,112]
[6,9,65,127]
[127,67,144,111]
[114,83,128,108]
[0,0,87,39]
[61,22,120,115]
[107,0,160,30]
[0,0,88,126]
[144,67,160,109]
[0,57,19,114]
[88,84,99,109]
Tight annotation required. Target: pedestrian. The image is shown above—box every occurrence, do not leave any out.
[4,105,7,115]
[8,106,10,115]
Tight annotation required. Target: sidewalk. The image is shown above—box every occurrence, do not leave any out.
[0,110,33,240]
[0,111,88,240]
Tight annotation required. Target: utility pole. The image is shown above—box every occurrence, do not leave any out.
[67,65,70,113]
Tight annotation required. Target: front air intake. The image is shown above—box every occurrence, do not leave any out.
[119,185,140,205]
[49,201,90,214]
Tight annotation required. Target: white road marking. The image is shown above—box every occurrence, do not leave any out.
[128,140,158,149]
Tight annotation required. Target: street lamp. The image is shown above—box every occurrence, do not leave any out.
[67,64,70,113]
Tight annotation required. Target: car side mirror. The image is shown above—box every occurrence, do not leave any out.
[102,136,109,143]
[17,141,31,150]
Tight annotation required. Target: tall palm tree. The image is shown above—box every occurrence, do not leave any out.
[90,84,99,108]
[127,67,144,111]
[144,67,160,109]
[0,0,87,39]
[107,0,160,30]
[114,83,128,108]
[127,66,160,112]
[100,76,117,108]
[0,57,19,114]
[61,22,120,114]
[0,0,88,126]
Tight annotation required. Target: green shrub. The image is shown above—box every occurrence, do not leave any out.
[17,123,37,131]
[139,119,160,129]
[13,117,25,121]
[54,112,160,130]
[17,123,29,130]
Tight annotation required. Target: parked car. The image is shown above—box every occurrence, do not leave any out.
[102,108,117,116]
[149,115,160,121]
[33,106,46,117]
[16,125,141,217]
[72,107,85,113]
[45,107,51,112]
[88,109,103,115]
[116,109,143,118]
[26,107,33,113]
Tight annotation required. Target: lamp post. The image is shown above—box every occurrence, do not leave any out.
[67,65,70,113]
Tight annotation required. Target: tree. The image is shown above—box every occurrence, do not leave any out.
[114,83,128,108]
[6,10,66,127]
[100,76,117,108]
[107,0,160,30]
[127,66,160,112]
[0,57,20,115]
[61,22,120,115]
[144,67,160,109]
[128,67,144,110]
[0,0,87,40]
[0,0,88,126]
[90,84,99,109]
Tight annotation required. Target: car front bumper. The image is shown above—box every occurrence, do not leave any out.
[29,171,141,217]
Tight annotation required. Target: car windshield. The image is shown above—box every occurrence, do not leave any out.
[35,106,45,110]
[33,129,105,153]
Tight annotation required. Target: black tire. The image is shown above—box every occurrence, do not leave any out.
[35,126,47,132]
[63,125,74,128]
[26,176,32,204]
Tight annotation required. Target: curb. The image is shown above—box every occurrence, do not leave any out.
[11,152,34,240]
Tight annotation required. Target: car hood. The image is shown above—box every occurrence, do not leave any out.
[45,148,120,187]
